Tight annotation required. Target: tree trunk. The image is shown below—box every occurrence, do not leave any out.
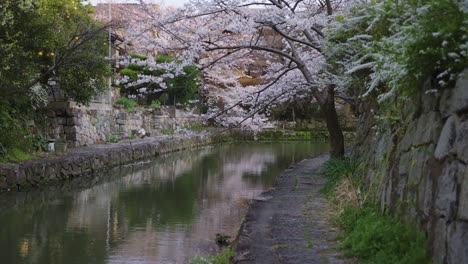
[321,85,345,159]
[325,0,333,16]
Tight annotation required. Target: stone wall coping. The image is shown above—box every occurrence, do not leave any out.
[0,133,217,191]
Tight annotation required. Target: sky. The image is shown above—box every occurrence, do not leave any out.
[84,0,190,8]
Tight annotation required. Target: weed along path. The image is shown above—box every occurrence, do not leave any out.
[234,154,343,264]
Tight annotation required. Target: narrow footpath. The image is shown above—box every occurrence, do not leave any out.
[234,154,343,264]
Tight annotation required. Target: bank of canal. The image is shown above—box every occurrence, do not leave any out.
[0,141,328,264]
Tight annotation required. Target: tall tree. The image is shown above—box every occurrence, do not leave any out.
[0,0,109,159]
[125,0,347,157]
[0,0,110,105]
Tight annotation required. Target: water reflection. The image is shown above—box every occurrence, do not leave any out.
[0,141,328,264]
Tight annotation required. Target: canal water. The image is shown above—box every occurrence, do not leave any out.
[0,141,328,264]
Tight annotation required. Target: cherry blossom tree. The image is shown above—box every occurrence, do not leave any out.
[122,0,349,158]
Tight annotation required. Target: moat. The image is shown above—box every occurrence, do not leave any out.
[0,141,328,264]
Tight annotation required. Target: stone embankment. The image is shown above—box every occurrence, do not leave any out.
[355,69,468,263]
[234,154,342,264]
[43,102,203,148]
[0,134,218,190]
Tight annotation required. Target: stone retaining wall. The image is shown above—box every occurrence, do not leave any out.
[0,134,220,190]
[43,102,203,148]
[354,69,468,263]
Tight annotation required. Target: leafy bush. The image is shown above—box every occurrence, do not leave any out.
[115,97,137,112]
[106,134,119,143]
[149,100,162,109]
[0,104,33,162]
[32,135,48,151]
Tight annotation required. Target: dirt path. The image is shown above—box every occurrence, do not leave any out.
[234,154,343,264]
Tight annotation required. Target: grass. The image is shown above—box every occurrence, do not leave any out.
[339,206,431,264]
[320,158,360,198]
[321,158,432,264]
[191,247,233,264]
[0,148,32,163]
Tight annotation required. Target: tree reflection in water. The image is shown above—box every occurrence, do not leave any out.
[0,141,328,264]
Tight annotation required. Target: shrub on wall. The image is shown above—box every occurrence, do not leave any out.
[327,0,467,102]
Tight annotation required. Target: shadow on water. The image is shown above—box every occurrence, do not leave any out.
[0,141,328,264]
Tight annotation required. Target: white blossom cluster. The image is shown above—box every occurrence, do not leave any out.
[123,0,349,128]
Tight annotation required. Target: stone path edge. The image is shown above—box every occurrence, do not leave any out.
[232,153,343,264]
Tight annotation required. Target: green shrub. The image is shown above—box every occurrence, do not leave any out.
[149,100,162,109]
[0,105,33,161]
[106,134,119,143]
[31,135,48,152]
[339,206,431,264]
[130,53,148,60]
[115,97,137,112]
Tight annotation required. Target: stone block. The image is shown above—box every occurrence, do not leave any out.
[116,112,127,120]
[44,163,58,181]
[66,117,82,126]
[67,117,77,126]
[432,218,447,263]
[400,111,442,151]
[57,117,66,125]
[48,118,58,129]
[399,145,433,186]
[415,111,442,146]
[411,145,434,186]
[65,108,83,118]
[440,69,468,117]
[116,119,126,125]
[435,115,459,160]
[55,109,65,117]
[435,162,461,219]
[458,167,468,221]
[418,170,433,218]
[45,110,56,118]
[64,126,78,134]
[421,78,440,113]
[399,123,417,152]
[447,220,468,264]
[454,120,468,164]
